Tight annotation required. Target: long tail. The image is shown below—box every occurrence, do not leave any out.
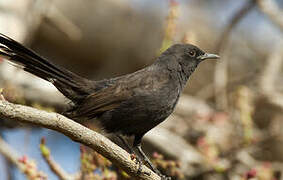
[0,33,93,102]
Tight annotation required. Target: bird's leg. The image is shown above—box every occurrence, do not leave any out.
[133,135,158,172]
[135,144,159,172]
[133,135,171,180]
[136,144,171,180]
[116,135,134,153]
[116,135,144,174]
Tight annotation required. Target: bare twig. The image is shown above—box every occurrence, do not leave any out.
[214,0,255,110]
[0,137,47,179]
[216,1,256,53]
[40,138,75,180]
[259,40,283,108]
[43,2,82,41]
[0,100,161,180]
[256,0,283,32]
[256,0,283,110]
[0,137,24,170]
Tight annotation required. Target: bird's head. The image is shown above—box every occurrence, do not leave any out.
[161,44,219,78]
[169,43,219,64]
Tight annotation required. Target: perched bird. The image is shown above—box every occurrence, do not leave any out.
[0,33,219,178]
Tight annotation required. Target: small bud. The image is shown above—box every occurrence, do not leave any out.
[130,153,136,160]
[80,145,86,154]
[152,152,160,159]
[39,138,50,157]
[263,162,271,169]
[245,168,257,179]
[197,137,206,147]
[19,155,28,164]
[170,0,178,6]
[176,161,181,168]
[40,137,46,145]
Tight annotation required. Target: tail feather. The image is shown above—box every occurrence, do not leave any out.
[0,33,93,102]
[0,45,13,59]
[0,34,73,81]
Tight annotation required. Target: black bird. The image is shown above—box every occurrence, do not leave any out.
[0,33,219,177]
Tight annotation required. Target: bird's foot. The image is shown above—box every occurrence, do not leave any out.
[152,169,171,180]
[130,153,170,178]
[130,153,151,176]
[159,174,172,180]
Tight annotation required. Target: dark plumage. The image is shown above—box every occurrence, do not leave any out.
[0,33,219,178]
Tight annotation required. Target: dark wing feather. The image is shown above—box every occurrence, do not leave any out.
[71,84,132,118]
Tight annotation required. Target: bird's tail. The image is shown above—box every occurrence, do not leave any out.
[0,33,92,102]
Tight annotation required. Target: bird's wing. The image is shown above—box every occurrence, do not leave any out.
[69,67,168,119]
[71,83,132,118]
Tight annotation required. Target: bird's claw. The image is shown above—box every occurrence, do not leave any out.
[160,175,171,180]
[130,153,170,178]
[156,171,171,180]
[130,153,151,176]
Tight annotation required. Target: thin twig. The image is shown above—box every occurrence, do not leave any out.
[43,3,82,41]
[214,0,255,110]
[0,137,23,170]
[256,0,283,32]
[259,40,283,108]
[215,1,256,53]
[40,138,75,180]
[0,136,47,179]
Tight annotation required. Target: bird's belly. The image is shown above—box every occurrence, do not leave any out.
[100,90,180,136]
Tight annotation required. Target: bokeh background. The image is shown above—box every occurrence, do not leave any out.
[0,0,283,179]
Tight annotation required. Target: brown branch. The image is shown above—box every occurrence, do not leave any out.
[0,100,161,180]
[214,0,255,110]
[256,0,283,32]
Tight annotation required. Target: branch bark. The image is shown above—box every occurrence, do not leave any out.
[0,100,160,180]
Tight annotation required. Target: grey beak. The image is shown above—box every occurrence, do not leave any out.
[197,53,220,60]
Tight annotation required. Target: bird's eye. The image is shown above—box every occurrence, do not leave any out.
[188,50,196,57]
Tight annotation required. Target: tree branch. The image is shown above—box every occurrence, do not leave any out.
[259,40,283,109]
[256,0,283,32]
[0,137,24,171]
[0,100,160,180]
[214,0,255,110]
[40,138,76,180]
[0,137,47,179]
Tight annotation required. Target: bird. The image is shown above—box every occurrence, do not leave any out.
[0,33,219,178]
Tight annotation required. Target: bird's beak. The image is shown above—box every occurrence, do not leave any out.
[197,53,220,60]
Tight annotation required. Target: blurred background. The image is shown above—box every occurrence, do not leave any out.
[0,0,283,179]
